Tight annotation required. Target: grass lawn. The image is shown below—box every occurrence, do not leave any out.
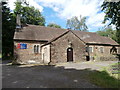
[87,62,120,88]
[0,53,2,58]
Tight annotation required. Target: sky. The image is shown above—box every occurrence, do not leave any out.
[7,0,109,32]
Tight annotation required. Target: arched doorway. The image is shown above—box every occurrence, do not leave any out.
[67,47,73,62]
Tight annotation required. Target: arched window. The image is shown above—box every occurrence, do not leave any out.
[37,45,39,53]
[34,45,39,53]
[34,45,37,53]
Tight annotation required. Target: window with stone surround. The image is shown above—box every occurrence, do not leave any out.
[86,47,88,52]
[99,47,104,53]
[86,46,93,53]
[89,47,93,53]
[34,45,40,53]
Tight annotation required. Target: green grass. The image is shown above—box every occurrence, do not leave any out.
[87,62,120,88]
[103,62,120,79]
[88,70,119,88]
[0,53,2,58]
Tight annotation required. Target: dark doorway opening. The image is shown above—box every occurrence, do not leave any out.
[86,56,90,61]
[67,47,73,62]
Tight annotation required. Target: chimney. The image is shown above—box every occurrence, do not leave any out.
[16,14,22,32]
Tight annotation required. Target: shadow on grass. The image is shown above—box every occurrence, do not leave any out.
[87,70,119,88]
[2,61,120,88]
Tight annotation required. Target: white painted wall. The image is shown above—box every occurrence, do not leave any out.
[41,45,50,64]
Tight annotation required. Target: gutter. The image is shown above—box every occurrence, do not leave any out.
[86,43,120,46]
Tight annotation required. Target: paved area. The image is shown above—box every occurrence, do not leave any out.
[2,60,118,88]
[56,61,118,70]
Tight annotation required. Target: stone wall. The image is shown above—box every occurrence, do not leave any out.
[88,45,119,61]
[13,41,45,64]
[50,31,86,64]
[118,47,120,54]
[14,32,119,64]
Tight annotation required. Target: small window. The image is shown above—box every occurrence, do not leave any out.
[89,47,93,53]
[34,45,37,53]
[34,45,39,53]
[37,45,39,53]
[99,47,104,53]
[86,47,88,52]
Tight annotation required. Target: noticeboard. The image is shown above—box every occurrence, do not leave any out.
[17,43,27,49]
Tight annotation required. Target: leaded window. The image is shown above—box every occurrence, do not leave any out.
[34,45,39,53]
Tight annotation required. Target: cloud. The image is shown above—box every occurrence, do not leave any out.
[36,0,105,31]
[7,0,106,31]
[7,0,43,12]
[36,0,104,17]
[87,12,105,27]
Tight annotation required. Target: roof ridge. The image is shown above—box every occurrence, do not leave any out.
[41,30,88,47]
[41,30,69,47]
[28,24,98,34]
[69,30,86,44]
[72,30,97,34]
[28,24,68,31]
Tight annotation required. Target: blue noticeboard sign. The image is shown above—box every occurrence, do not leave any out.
[20,43,27,49]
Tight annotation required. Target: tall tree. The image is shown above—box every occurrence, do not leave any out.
[14,1,45,26]
[66,15,88,31]
[101,1,120,44]
[97,26,117,41]
[2,2,16,59]
[47,23,61,28]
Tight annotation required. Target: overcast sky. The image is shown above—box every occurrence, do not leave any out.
[7,0,109,32]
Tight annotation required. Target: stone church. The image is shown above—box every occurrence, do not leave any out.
[13,24,120,64]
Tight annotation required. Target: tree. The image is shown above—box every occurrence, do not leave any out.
[47,23,61,28]
[2,2,16,59]
[66,15,88,31]
[14,1,45,26]
[101,1,120,44]
[97,26,117,41]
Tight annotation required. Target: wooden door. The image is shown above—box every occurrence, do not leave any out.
[67,48,73,62]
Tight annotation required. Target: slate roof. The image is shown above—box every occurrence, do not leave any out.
[14,25,68,41]
[14,25,119,45]
[73,30,119,45]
